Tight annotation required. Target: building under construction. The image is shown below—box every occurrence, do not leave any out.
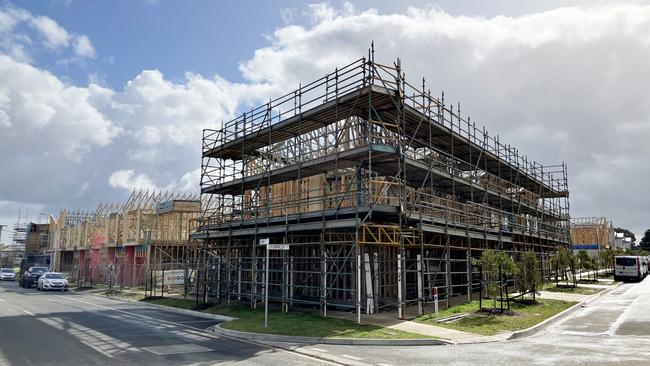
[50,190,200,286]
[193,49,570,319]
[570,217,616,251]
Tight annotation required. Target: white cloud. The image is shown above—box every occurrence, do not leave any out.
[108,170,159,192]
[0,4,96,61]
[30,15,69,49]
[73,34,95,58]
[178,168,200,192]
[0,55,120,160]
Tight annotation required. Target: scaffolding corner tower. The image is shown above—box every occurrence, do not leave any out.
[192,47,570,319]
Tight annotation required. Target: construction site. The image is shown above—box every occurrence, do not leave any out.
[49,190,200,288]
[191,48,571,319]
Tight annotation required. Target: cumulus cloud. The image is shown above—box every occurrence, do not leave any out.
[0,55,120,157]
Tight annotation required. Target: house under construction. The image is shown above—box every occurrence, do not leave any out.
[192,49,570,319]
[570,217,615,251]
[50,190,200,286]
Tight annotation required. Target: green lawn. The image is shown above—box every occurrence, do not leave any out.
[415,299,576,336]
[542,284,603,295]
[143,298,431,339]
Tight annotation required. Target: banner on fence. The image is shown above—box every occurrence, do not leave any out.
[153,269,193,286]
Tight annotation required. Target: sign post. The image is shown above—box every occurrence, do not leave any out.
[260,238,289,328]
[433,287,439,318]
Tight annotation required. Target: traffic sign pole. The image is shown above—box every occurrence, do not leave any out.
[265,244,269,328]
[259,238,289,328]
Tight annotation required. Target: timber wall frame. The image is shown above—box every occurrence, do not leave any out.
[193,46,570,318]
[50,190,201,277]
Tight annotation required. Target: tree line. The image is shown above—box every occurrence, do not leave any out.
[475,246,636,313]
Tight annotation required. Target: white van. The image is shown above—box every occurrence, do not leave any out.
[614,256,647,281]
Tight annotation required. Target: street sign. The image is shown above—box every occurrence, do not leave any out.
[259,238,270,246]
[267,243,289,250]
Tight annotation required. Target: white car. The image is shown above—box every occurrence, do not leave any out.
[0,268,15,281]
[37,272,69,291]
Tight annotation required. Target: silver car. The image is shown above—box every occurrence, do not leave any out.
[0,268,15,281]
[37,272,69,291]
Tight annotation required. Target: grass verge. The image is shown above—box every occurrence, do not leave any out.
[414,299,576,336]
[542,284,603,295]
[143,298,431,339]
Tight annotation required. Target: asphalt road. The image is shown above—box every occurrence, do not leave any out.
[0,280,338,366]
[2,278,649,366]
[280,277,650,366]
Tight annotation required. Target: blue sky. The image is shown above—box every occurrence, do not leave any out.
[1,0,649,241]
[16,0,575,88]
[16,0,288,87]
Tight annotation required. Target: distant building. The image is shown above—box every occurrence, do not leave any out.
[613,233,632,250]
[570,217,612,254]
[25,223,51,266]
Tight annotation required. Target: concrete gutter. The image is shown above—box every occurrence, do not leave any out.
[207,323,451,346]
[507,281,623,340]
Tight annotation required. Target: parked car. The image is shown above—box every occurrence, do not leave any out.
[0,268,16,281]
[614,256,647,282]
[19,266,48,288]
[36,272,69,291]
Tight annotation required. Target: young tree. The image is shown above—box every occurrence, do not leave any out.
[640,229,650,251]
[598,248,614,275]
[577,250,591,281]
[554,247,577,287]
[480,249,519,311]
[517,251,541,301]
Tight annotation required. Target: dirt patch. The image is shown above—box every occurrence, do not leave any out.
[475,308,517,316]
[511,299,540,306]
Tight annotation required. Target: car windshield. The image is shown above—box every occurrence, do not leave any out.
[1,269,12,273]
[31,268,47,274]
[616,257,637,266]
[44,273,65,279]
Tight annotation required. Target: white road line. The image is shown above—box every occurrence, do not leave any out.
[23,310,34,316]
[377,363,393,366]
[79,339,114,358]
[310,347,329,353]
[54,295,343,365]
[342,354,363,361]
[0,298,5,302]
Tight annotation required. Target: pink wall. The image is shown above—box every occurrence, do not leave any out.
[123,246,135,286]
[107,247,116,265]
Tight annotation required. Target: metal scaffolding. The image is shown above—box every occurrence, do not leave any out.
[193,46,570,319]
